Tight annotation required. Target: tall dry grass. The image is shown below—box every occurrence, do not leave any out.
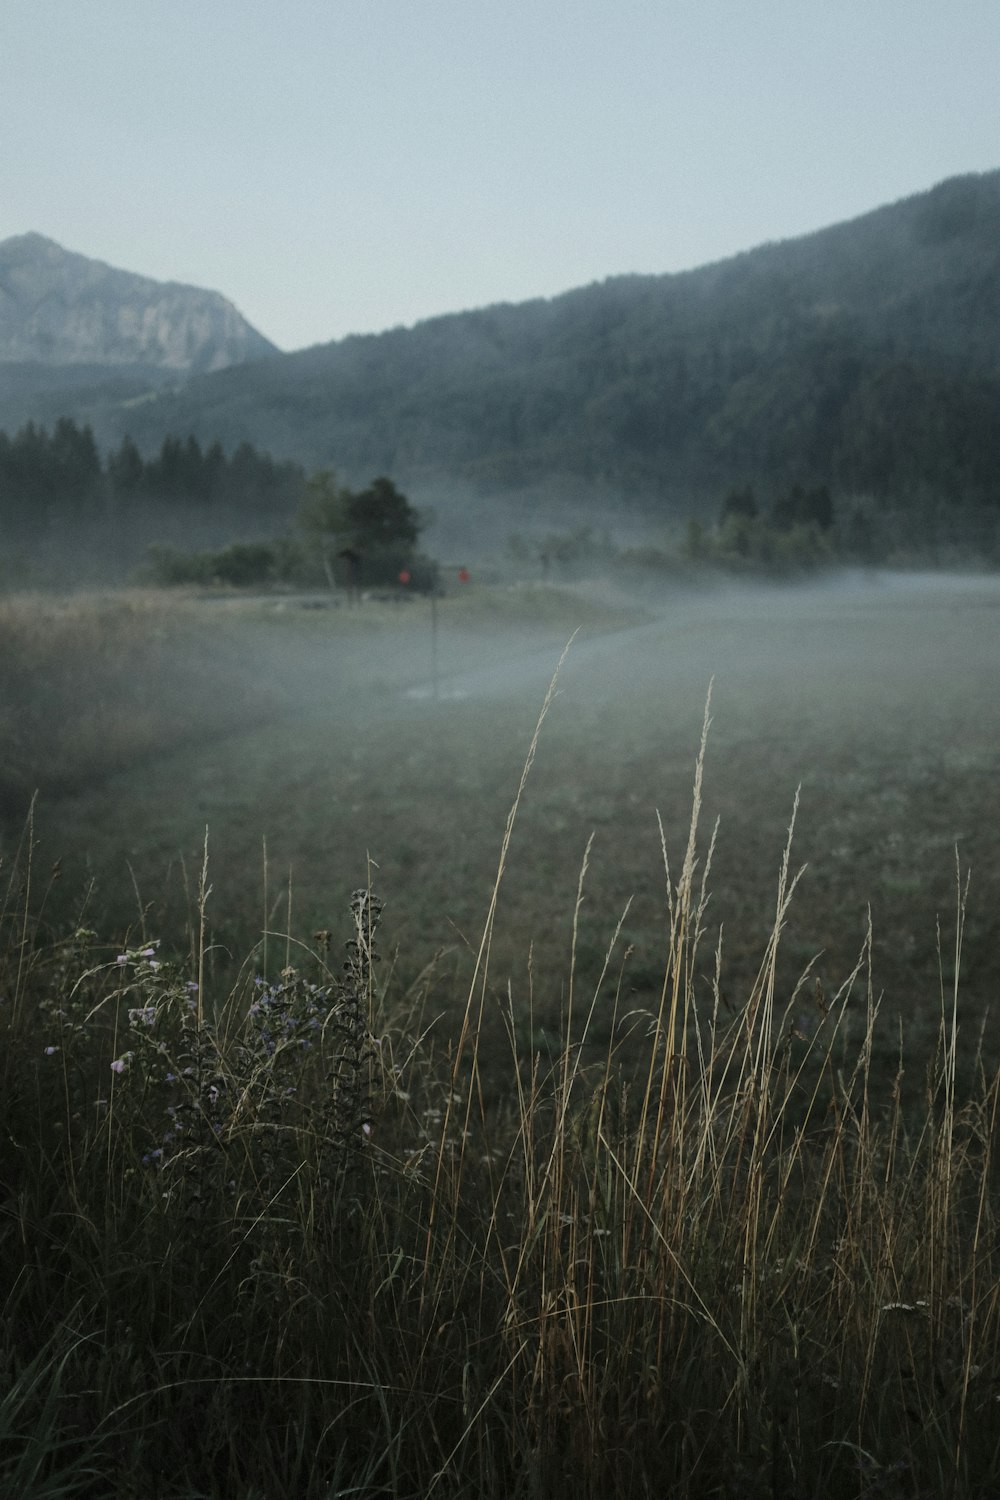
[1,673,998,1498]
[0,589,283,819]
[0,582,637,826]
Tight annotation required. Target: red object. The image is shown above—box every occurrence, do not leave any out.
[398,570,411,585]
[457,567,470,583]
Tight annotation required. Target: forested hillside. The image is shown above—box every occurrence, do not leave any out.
[74,171,1000,522]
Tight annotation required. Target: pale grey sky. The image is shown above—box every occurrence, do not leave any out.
[2,1,998,351]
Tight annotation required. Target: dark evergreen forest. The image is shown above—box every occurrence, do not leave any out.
[0,420,305,533]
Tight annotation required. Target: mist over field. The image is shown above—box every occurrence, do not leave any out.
[5,567,997,1099]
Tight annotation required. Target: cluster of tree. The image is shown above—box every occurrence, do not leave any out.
[506,525,615,579]
[109,433,304,511]
[0,417,102,526]
[146,539,306,589]
[721,482,832,535]
[683,483,838,572]
[298,472,425,588]
[145,474,436,592]
[0,418,305,532]
[683,480,1000,573]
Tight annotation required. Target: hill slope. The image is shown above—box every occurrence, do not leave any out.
[4,173,1000,521]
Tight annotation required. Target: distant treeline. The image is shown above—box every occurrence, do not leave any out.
[687,477,1000,571]
[0,418,305,531]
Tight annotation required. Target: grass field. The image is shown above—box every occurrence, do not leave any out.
[6,572,999,1089]
[2,569,1000,1495]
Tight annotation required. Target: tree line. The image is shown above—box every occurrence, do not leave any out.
[0,418,305,531]
[0,418,435,591]
[682,476,1000,573]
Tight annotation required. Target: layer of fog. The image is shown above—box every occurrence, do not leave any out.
[9,563,998,1071]
[398,567,1000,719]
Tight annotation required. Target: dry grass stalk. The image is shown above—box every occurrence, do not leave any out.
[1,685,998,1498]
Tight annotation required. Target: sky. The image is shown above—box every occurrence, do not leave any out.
[2,1,998,353]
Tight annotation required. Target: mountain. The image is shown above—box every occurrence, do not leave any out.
[3,173,1000,525]
[0,233,277,374]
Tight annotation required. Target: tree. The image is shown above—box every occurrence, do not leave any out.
[719,485,758,523]
[770,483,834,532]
[50,418,101,504]
[210,542,278,587]
[108,435,145,502]
[684,518,707,560]
[345,477,422,587]
[299,470,351,588]
[345,477,420,553]
[299,473,422,590]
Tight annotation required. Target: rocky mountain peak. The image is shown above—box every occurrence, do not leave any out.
[0,233,278,373]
